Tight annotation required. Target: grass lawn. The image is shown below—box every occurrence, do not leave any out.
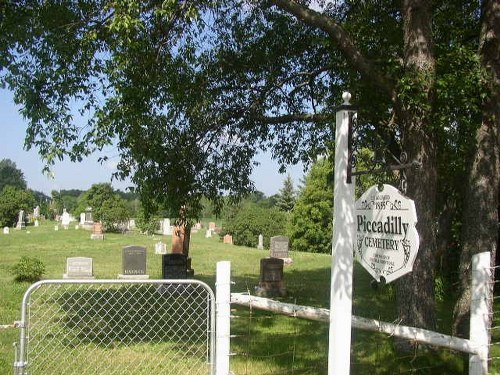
[0,220,495,374]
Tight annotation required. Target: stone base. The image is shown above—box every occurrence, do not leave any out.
[63,274,95,279]
[15,223,26,230]
[255,281,286,297]
[90,234,104,240]
[117,274,150,279]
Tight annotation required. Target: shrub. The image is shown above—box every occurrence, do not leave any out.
[223,203,287,248]
[10,256,46,282]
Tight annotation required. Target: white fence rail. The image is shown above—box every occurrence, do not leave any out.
[224,252,492,375]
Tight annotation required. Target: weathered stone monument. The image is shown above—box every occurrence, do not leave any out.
[33,205,40,218]
[34,220,39,227]
[118,245,149,279]
[208,222,216,231]
[63,257,95,279]
[3,227,9,235]
[15,210,25,230]
[171,225,185,253]
[223,234,233,245]
[205,229,212,238]
[256,258,286,297]
[91,222,104,240]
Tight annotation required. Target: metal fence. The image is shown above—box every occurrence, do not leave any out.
[13,279,215,375]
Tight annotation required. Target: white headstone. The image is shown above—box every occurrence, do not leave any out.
[61,209,71,229]
[155,241,167,255]
[3,227,9,234]
[34,205,40,218]
[258,234,264,249]
[54,225,59,231]
[205,229,212,238]
[162,219,172,235]
[80,212,85,225]
[34,220,39,227]
[64,257,95,279]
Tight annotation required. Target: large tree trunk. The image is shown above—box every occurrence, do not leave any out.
[395,0,437,334]
[453,0,499,338]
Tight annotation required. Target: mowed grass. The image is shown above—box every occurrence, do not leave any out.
[0,220,489,374]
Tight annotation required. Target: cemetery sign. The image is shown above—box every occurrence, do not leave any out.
[354,184,419,283]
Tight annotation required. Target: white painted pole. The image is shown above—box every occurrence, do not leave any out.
[216,261,231,375]
[328,92,356,375]
[469,252,491,375]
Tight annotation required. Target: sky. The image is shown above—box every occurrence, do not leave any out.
[0,88,305,197]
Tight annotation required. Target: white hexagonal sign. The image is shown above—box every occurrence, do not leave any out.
[354,184,419,284]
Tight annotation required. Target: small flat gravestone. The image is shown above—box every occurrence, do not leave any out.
[118,245,149,279]
[155,241,167,255]
[63,257,95,279]
[256,258,286,297]
[3,227,9,235]
[270,235,292,264]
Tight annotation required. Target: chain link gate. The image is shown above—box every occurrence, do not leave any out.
[14,279,215,375]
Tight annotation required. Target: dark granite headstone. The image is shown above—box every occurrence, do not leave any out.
[119,245,149,278]
[256,258,286,297]
[162,253,188,279]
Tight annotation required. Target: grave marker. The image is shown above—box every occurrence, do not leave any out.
[63,257,95,279]
[118,245,149,279]
[256,258,286,297]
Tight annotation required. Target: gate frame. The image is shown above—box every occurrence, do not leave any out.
[14,278,216,375]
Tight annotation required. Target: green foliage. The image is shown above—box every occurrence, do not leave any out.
[10,256,45,282]
[275,174,296,213]
[0,186,36,227]
[135,206,160,235]
[289,158,333,254]
[223,202,287,249]
[0,159,27,192]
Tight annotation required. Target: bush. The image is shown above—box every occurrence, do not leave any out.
[10,256,46,282]
[223,203,287,248]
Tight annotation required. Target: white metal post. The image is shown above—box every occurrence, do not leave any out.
[216,261,231,375]
[328,92,356,375]
[469,252,491,375]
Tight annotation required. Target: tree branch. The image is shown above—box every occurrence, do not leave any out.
[270,0,396,101]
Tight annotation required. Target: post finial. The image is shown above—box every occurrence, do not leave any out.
[342,91,351,105]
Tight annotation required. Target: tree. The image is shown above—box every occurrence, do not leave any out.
[289,158,333,254]
[0,159,27,192]
[275,174,296,213]
[0,186,36,227]
[77,183,130,231]
[224,202,287,248]
[1,0,497,332]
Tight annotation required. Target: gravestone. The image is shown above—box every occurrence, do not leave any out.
[61,209,71,229]
[208,222,216,230]
[118,245,149,279]
[258,234,264,249]
[162,218,172,235]
[205,229,212,238]
[270,235,292,264]
[34,220,39,227]
[155,241,167,255]
[3,227,9,234]
[54,225,59,231]
[91,222,104,240]
[256,258,286,297]
[80,213,85,225]
[15,210,25,230]
[223,234,233,245]
[64,257,95,279]
[171,225,185,254]
[33,205,40,218]
[162,253,188,279]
